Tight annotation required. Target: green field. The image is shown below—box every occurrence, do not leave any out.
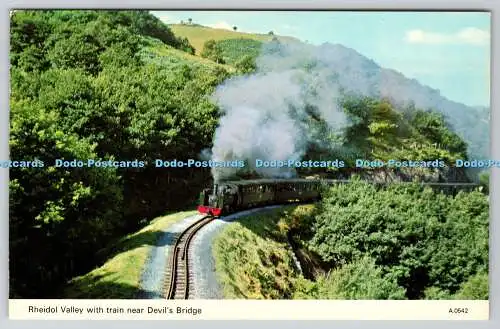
[140,36,237,72]
[169,24,298,55]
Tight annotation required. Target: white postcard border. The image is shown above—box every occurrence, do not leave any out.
[7,300,490,320]
[1,1,498,329]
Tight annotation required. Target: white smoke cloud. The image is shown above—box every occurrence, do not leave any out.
[208,41,349,182]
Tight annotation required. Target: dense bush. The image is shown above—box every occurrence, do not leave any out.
[9,99,124,297]
[212,208,300,299]
[200,39,225,64]
[308,180,488,299]
[455,271,489,299]
[295,256,406,299]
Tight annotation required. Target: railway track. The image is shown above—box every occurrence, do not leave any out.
[164,215,214,299]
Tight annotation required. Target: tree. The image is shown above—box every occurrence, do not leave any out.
[233,26,237,31]
[409,109,468,157]
[200,39,225,64]
[9,98,123,297]
[235,54,256,74]
[188,18,192,24]
[9,9,229,298]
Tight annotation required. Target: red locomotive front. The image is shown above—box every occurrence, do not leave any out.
[197,186,222,216]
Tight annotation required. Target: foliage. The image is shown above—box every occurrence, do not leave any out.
[308,181,488,299]
[169,23,295,55]
[10,10,193,72]
[406,109,468,156]
[213,190,487,301]
[200,39,225,64]
[212,38,262,66]
[214,206,406,300]
[427,191,489,292]
[9,10,226,298]
[340,96,465,165]
[424,270,488,300]
[295,256,406,299]
[454,270,488,300]
[295,95,470,182]
[479,171,490,193]
[9,9,486,300]
[234,54,257,74]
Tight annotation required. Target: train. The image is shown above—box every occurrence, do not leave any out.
[197,178,480,216]
[197,178,348,216]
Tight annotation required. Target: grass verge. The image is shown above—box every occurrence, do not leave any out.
[212,205,314,299]
[63,210,197,298]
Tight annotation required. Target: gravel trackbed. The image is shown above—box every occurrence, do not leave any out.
[139,206,281,299]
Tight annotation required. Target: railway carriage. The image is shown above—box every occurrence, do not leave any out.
[197,178,334,216]
[197,178,480,217]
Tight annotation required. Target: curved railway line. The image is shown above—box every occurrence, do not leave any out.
[164,215,214,299]
[158,179,481,300]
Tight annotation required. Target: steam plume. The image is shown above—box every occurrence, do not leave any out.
[208,41,347,182]
[206,39,489,182]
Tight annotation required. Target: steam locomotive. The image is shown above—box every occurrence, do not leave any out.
[197,178,347,216]
[197,178,480,216]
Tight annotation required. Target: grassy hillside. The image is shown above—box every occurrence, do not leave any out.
[169,24,298,55]
[140,36,236,72]
[64,211,197,298]
[212,206,306,299]
[10,9,487,300]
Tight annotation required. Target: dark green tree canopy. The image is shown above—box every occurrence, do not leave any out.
[9,10,223,298]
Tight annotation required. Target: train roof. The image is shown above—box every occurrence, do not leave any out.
[215,178,480,187]
[218,178,337,186]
